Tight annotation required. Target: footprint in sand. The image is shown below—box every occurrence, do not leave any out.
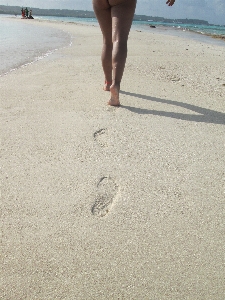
[92,176,119,217]
[94,128,108,147]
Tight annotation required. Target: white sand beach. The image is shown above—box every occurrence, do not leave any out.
[1,19,225,299]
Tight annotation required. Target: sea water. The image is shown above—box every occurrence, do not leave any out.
[37,15,225,40]
[32,15,225,49]
[0,15,71,76]
[132,20,225,46]
[1,14,224,76]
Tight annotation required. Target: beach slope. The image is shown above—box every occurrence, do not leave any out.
[1,20,225,299]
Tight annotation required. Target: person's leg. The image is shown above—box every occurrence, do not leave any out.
[93,0,113,91]
[109,0,136,105]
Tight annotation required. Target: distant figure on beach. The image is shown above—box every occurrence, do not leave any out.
[25,7,29,18]
[28,9,34,19]
[21,7,34,19]
[21,7,25,18]
[93,0,176,106]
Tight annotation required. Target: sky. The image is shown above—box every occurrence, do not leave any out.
[0,0,224,25]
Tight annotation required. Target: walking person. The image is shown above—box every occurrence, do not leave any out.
[93,0,176,106]
[21,7,25,18]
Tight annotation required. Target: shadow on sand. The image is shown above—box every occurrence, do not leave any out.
[120,91,225,125]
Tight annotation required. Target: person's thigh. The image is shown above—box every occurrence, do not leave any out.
[93,0,112,41]
[111,0,137,41]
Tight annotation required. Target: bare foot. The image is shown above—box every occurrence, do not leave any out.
[103,81,111,91]
[108,84,120,106]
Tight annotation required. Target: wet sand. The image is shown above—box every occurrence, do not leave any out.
[1,19,225,299]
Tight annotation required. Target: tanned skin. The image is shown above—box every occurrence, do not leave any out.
[93,0,176,106]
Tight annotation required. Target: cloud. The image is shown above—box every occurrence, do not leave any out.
[135,0,224,24]
[212,0,225,16]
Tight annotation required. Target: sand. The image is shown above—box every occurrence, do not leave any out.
[1,19,225,299]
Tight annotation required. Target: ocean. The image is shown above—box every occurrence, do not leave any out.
[0,14,224,76]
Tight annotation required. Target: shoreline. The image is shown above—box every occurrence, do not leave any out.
[1,16,225,77]
[0,17,72,77]
[1,19,225,299]
[2,13,225,44]
[136,23,225,46]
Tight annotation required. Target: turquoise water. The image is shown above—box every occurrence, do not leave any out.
[35,15,225,47]
[133,21,225,46]
[1,14,224,76]
[134,20,225,37]
[37,15,225,39]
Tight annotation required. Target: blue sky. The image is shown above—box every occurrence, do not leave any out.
[1,0,224,25]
